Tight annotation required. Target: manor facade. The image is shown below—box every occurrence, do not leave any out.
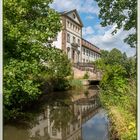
[52,9,101,63]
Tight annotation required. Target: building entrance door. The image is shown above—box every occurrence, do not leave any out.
[72,50,75,63]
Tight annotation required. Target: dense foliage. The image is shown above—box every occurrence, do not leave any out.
[95,0,137,47]
[4,0,71,120]
[96,49,136,139]
[40,48,72,91]
[83,71,89,79]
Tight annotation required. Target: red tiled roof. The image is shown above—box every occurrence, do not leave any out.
[82,38,101,54]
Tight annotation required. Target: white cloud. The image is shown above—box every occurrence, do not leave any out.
[93,24,110,35]
[84,109,108,128]
[82,26,94,36]
[50,0,99,15]
[50,0,136,57]
[85,15,95,20]
[85,25,136,57]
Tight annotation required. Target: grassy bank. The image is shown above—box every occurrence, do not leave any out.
[96,49,136,140]
[99,80,136,140]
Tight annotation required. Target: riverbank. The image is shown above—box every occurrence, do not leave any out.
[95,49,137,140]
[99,80,136,140]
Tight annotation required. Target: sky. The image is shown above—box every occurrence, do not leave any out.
[50,0,136,57]
[82,109,109,140]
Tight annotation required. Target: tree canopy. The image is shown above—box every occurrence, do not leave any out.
[3,0,71,120]
[95,0,137,48]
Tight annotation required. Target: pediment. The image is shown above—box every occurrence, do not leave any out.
[61,9,83,26]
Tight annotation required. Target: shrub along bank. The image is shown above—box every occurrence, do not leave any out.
[96,49,136,140]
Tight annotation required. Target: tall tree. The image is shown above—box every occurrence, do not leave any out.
[3,0,71,120]
[95,0,137,48]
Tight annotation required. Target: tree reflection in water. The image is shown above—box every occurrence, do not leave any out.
[49,103,73,130]
[4,86,106,140]
[30,92,100,140]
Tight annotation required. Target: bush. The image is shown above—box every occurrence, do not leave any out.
[53,78,70,91]
[83,71,89,79]
[96,49,136,139]
[3,0,63,121]
[70,79,83,91]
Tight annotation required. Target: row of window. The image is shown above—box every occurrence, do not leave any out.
[81,104,96,113]
[67,20,81,33]
[83,48,100,58]
[51,118,80,137]
[51,119,81,137]
[67,33,80,45]
[83,59,91,63]
[52,127,57,136]
[66,119,81,135]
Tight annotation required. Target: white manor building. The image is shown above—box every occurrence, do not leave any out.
[52,9,101,63]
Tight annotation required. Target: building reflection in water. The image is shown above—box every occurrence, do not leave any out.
[29,95,100,140]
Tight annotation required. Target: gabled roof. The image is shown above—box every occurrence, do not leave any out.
[82,38,101,54]
[60,9,83,27]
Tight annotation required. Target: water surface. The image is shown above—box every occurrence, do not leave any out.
[4,85,109,140]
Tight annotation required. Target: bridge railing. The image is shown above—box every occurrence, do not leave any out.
[73,62,102,80]
[73,63,98,72]
[73,62,94,68]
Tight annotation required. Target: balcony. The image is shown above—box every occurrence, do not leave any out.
[71,42,80,48]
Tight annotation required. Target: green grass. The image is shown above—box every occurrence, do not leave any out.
[83,71,89,79]
[70,79,83,91]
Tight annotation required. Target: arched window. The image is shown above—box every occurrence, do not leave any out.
[67,47,70,59]
[67,21,70,27]
[67,33,70,43]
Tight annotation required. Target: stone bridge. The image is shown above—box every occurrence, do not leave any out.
[72,62,102,80]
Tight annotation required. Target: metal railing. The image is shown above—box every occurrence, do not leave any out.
[73,63,97,72]
[73,62,94,68]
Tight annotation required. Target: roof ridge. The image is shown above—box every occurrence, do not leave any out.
[82,38,100,50]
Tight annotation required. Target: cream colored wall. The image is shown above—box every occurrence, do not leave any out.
[51,12,101,63]
[66,32,81,61]
[67,12,81,25]
[52,31,62,50]
[65,18,82,62]
[66,19,81,37]
[30,114,48,137]
[51,16,83,62]
[81,46,100,62]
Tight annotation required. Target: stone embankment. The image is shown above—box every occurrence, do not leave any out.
[72,67,97,79]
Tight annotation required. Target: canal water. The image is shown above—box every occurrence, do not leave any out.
[4,85,109,140]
